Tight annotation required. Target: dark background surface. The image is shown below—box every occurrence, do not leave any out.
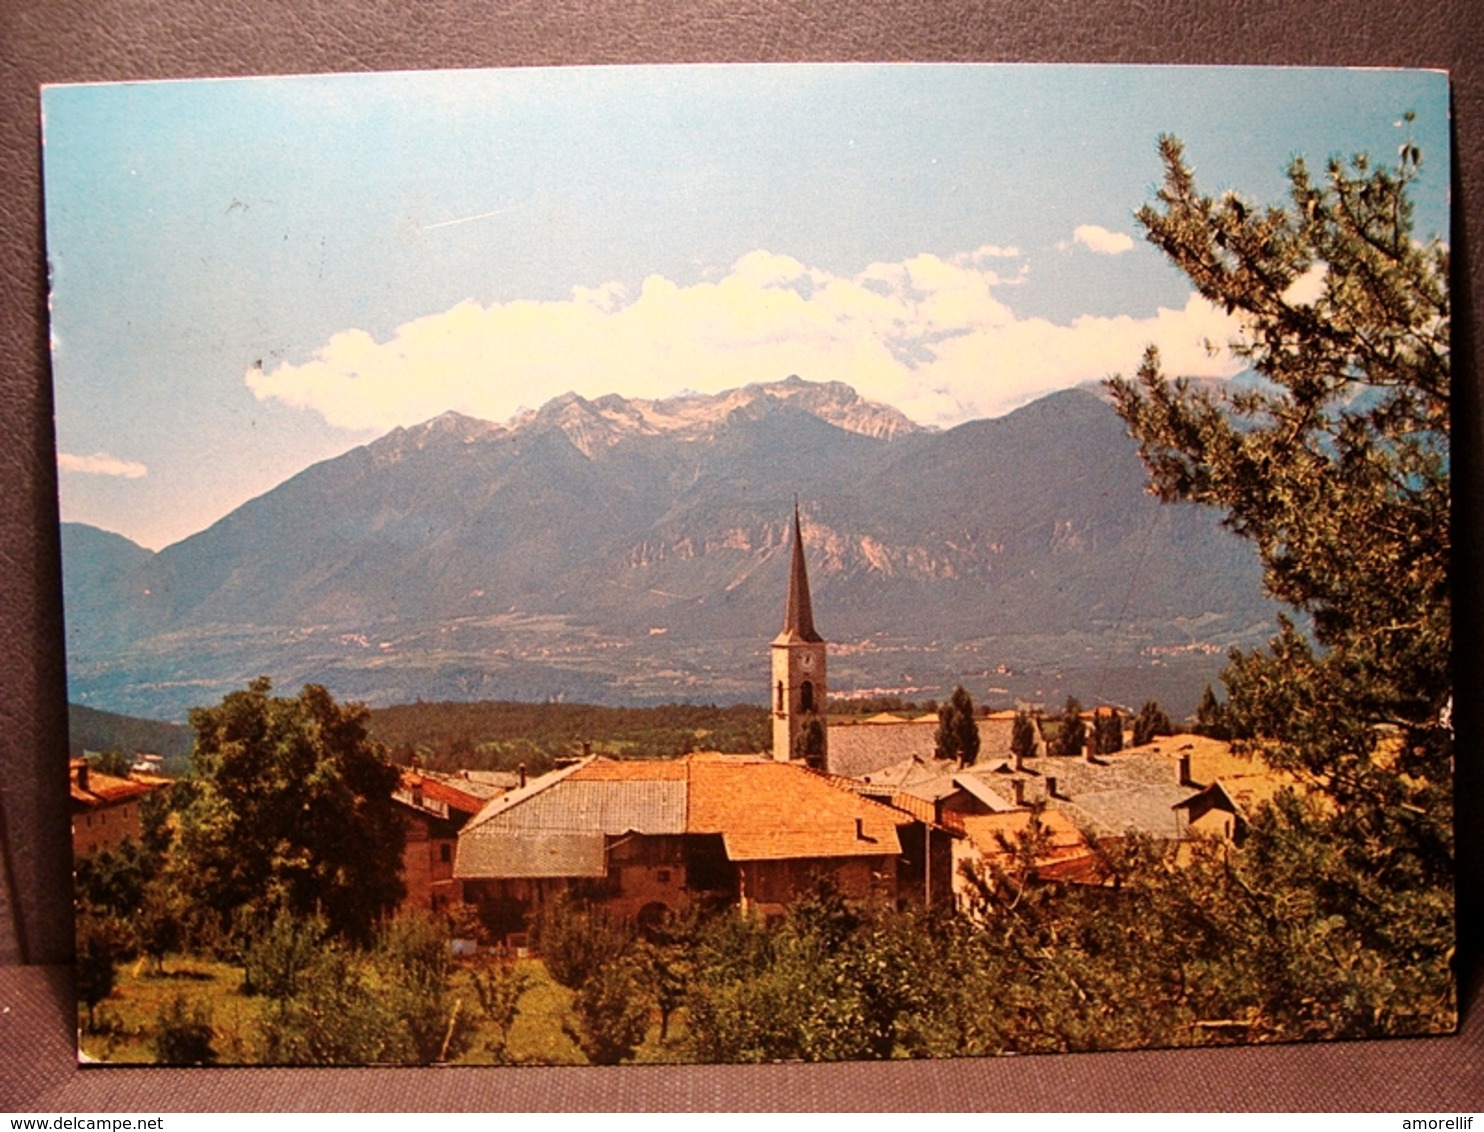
[1,0,1480,1110]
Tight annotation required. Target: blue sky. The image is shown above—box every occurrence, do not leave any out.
[42,64,1450,550]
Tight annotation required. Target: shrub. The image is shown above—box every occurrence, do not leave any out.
[471,961,533,1063]
[75,909,123,1032]
[375,912,477,1063]
[531,895,633,990]
[563,956,652,1065]
[241,908,327,1000]
[153,994,216,1065]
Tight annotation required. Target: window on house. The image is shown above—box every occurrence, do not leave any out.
[440,843,452,863]
[800,680,814,713]
[776,680,784,712]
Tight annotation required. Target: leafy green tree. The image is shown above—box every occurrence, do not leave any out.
[1131,700,1174,747]
[1194,684,1234,740]
[531,894,634,991]
[470,960,533,1064]
[136,874,188,975]
[1108,123,1453,1035]
[175,679,405,945]
[138,787,175,860]
[933,686,980,766]
[255,944,408,1065]
[374,911,478,1063]
[90,749,134,778]
[75,909,122,1032]
[635,905,702,1042]
[74,839,153,919]
[240,906,328,1000]
[563,955,653,1064]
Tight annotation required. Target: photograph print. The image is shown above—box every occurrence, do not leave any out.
[43,63,1454,1065]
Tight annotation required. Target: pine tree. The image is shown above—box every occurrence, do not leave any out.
[1092,707,1123,755]
[933,686,981,766]
[1052,696,1085,757]
[1010,710,1038,762]
[1108,121,1454,1036]
[1131,700,1173,747]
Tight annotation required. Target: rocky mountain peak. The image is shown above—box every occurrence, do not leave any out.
[367,410,507,463]
[391,378,927,460]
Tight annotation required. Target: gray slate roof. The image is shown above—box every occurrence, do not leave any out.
[967,751,1191,838]
[455,758,687,879]
[456,830,607,879]
[481,779,687,836]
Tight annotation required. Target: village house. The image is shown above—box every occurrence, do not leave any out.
[1167,736,1307,843]
[69,757,169,858]
[452,752,953,942]
[393,767,509,914]
[830,729,1292,903]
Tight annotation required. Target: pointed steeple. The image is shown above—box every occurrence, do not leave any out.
[777,502,823,644]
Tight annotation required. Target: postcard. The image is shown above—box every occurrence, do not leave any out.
[44,63,1454,1065]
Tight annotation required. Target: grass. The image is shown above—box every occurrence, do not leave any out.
[78,955,264,1065]
[82,950,690,1066]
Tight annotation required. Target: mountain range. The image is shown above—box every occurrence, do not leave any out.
[61,377,1277,721]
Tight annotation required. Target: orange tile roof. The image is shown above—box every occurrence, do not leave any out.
[820,773,946,828]
[686,757,903,861]
[69,761,162,808]
[569,757,688,782]
[1126,733,1255,781]
[400,770,494,816]
[959,808,1093,868]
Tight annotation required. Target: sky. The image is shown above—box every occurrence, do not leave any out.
[41,64,1450,551]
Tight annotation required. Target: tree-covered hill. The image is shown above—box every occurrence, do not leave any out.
[67,703,193,772]
[366,700,771,773]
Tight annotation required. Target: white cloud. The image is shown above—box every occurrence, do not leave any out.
[58,451,148,478]
[1069,225,1136,256]
[247,247,1242,432]
[1281,264,1328,306]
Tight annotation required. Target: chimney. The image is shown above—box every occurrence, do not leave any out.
[855,817,865,840]
[75,760,89,793]
[1046,775,1059,800]
[1012,779,1025,807]
[1178,754,1193,787]
[581,741,592,759]
[518,762,527,789]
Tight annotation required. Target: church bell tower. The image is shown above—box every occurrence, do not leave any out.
[772,503,828,767]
